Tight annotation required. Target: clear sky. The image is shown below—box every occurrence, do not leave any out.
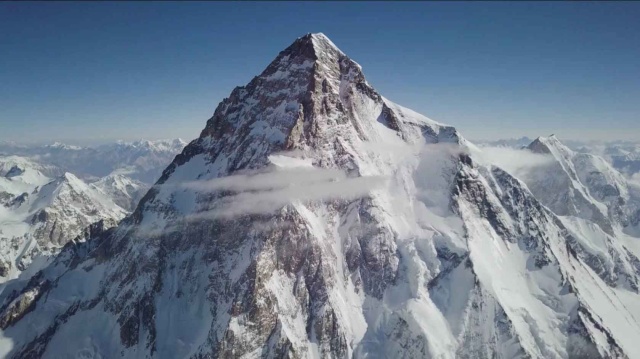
[1,2,639,144]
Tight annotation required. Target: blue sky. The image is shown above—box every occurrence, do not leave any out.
[1,2,639,144]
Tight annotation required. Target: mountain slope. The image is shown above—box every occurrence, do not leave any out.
[0,158,127,282]
[91,174,147,212]
[1,33,639,359]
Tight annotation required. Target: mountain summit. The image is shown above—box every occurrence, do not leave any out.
[1,33,640,359]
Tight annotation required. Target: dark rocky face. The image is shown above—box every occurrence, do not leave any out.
[4,165,24,178]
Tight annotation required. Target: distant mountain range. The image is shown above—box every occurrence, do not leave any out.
[0,139,186,284]
[477,137,640,178]
[0,138,188,183]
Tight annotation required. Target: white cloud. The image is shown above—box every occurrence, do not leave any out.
[359,141,422,162]
[414,143,465,213]
[477,146,554,177]
[180,166,386,219]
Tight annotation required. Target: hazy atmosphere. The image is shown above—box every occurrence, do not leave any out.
[2,2,639,143]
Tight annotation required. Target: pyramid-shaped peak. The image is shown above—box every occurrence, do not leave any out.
[293,32,342,52]
[532,134,563,146]
[540,134,560,142]
[308,32,329,40]
[527,134,571,155]
[273,32,347,67]
[58,172,84,188]
[307,33,343,53]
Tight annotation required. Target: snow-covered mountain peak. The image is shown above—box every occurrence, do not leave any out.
[0,162,127,283]
[3,33,640,359]
[0,156,59,194]
[61,171,81,183]
[284,32,345,63]
[161,33,463,208]
[92,173,146,211]
[528,134,572,156]
[32,172,126,219]
[308,32,338,46]
[521,135,639,236]
[47,142,82,150]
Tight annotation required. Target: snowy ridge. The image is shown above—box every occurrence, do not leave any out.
[0,158,127,284]
[91,174,147,211]
[0,33,639,358]
[526,135,640,235]
[0,140,177,285]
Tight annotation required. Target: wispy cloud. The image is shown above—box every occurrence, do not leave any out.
[477,146,554,176]
[180,166,386,219]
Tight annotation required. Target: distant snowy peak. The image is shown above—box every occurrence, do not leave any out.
[0,157,60,209]
[0,167,126,282]
[46,142,82,150]
[91,173,147,211]
[0,156,61,186]
[528,134,572,156]
[18,171,126,241]
[602,144,640,176]
[0,139,186,184]
[529,134,631,200]
[476,136,534,148]
[110,138,188,152]
[35,172,125,216]
[524,135,637,231]
[42,138,187,152]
